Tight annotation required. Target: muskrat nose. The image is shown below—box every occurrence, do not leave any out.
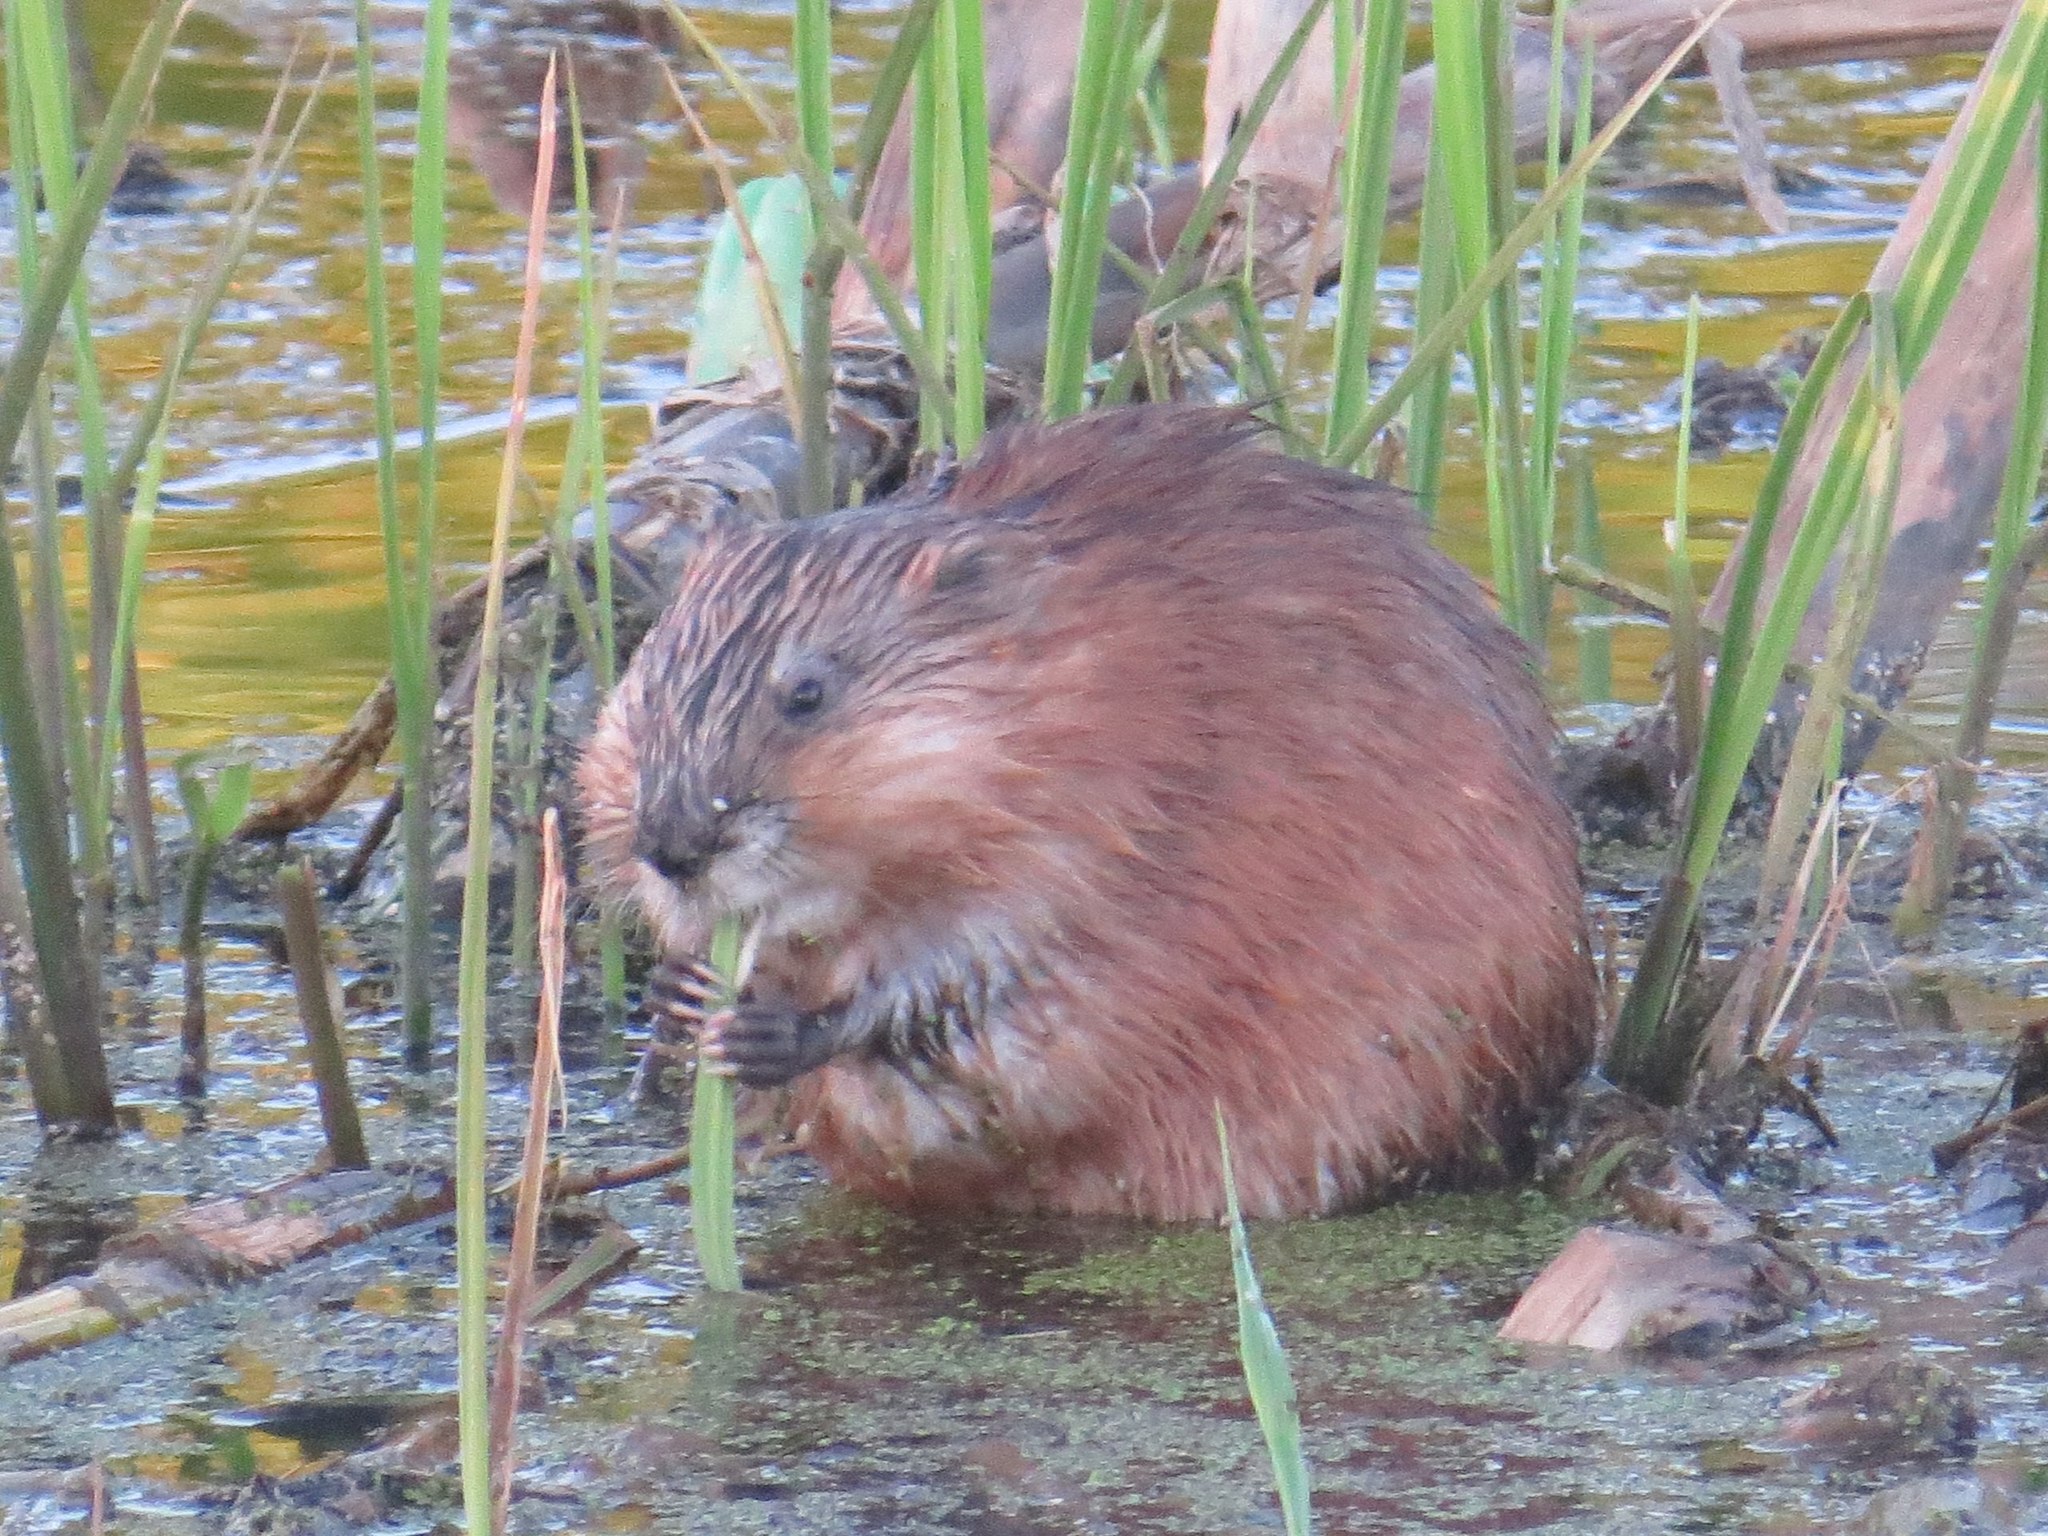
[644,842,708,887]
[638,824,724,889]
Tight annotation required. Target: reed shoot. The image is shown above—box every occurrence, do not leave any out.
[690,914,750,1294]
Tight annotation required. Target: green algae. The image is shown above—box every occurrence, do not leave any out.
[1020,1189,1591,1311]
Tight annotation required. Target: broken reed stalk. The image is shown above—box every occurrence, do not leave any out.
[173,758,253,1100]
[527,1221,640,1318]
[176,835,210,1098]
[692,914,750,1293]
[0,1170,458,1365]
[277,857,369,1171]
[1895,122,2048,940]
[490,809,568,1534]
[454,54,560,1536]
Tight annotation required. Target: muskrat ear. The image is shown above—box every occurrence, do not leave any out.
[902,538,989,597]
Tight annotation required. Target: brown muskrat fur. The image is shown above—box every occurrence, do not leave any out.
[579,405,1596,1220]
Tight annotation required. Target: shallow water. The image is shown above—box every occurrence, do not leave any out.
[4,3,2048,1533]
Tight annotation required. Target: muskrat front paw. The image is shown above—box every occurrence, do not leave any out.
[698,1002,838,1088]
[646,957,718,1029]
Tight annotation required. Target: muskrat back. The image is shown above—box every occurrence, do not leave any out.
[580,405,1596,1220]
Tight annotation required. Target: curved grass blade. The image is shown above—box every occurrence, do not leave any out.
[1217,1108,1313,1536]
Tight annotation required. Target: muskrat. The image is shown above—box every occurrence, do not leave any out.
[579,406,1596,1221]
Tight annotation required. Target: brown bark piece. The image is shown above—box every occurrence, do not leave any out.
[0,1170,455,1365]
[1498,1224,1819,1350]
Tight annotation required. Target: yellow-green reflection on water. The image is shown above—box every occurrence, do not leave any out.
[0,3,2026,787]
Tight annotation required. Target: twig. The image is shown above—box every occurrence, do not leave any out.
[278,856,370,1169]
[1931,1091,2048,1173]
[1549,553,1963,768]
[533,1149,692,1200]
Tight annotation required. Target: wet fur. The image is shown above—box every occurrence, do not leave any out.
[580,406,1596,1220]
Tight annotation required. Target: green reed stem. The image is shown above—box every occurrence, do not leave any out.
[1135,0,1174,170]
[1322,0,1409,468]
[949,0,991,446]
[1569,449,1612,703]
[1100,0,1335,407]
[1326,0,1739,474]
[0,0,185,1135]
[12,0,117,885]
[907,0,993,448]
[794,0,833,173]
[349,0,431,1050]
[4,2,81,838]
[1757,295,1903,918]
[1530,21,1594,606]
[1433,0,1540,647]
[691,915,748,1294]
[1666,298,1705,773]
[1043,0,1145,419]
[397,0,454,1067]
[794,0,836,512]
[1405,145,1457,519]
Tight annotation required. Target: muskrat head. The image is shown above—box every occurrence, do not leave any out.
[578,504,1033,959]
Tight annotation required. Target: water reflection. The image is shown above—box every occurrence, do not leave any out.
[189,0,684,216]
[446,0,682,217]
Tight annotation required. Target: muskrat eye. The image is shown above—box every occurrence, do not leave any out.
[780,675,829,721]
